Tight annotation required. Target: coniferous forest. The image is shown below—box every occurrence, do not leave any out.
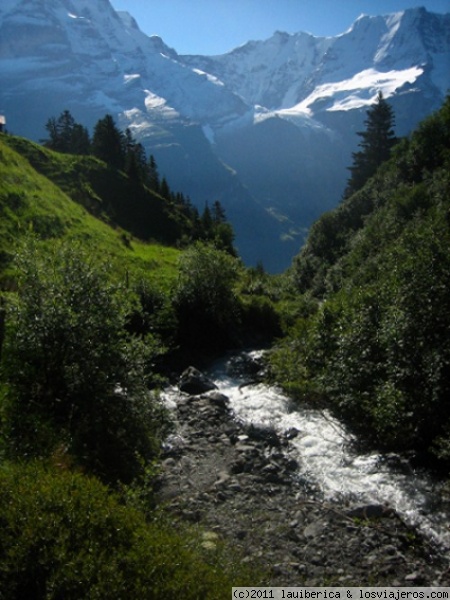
[0,94,450,594]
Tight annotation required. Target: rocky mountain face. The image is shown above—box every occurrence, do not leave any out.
[1,1,448,270]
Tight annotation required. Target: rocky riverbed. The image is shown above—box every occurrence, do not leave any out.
[156,368,450,586]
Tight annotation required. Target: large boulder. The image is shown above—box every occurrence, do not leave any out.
[179,366,218,395]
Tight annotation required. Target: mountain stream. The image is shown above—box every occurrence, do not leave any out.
[201,350,450,556]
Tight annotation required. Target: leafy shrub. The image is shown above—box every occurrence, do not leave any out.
[174,242,241,352]
[1,239,170,483]
[240,295,281,344]
[268,330,318,402]
[0,462,251,599]
[127,278,178,348]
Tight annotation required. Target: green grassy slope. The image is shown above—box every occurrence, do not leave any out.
[0,134,180,289]
[3,136,191,244]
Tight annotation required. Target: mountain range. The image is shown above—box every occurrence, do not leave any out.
[0,0,449,270]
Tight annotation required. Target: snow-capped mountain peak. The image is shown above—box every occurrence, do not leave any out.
[183,7,449,120]
[0,2,448,271]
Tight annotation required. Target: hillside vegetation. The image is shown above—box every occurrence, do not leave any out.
[3,95,450,593]
[0,130,276,596]
[272,95,450,466]
[0,134,181,289]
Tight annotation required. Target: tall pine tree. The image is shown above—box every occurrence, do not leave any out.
[92,115,125,170]
[123,128,148,183]
[344,92,397,198]
[147,155,160,192]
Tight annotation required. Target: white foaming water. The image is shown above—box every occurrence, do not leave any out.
[207,351,450,554]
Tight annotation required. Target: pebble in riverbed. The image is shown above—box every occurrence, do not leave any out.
[157,371,450,586]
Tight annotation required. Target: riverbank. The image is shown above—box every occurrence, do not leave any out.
[157,368,450,586]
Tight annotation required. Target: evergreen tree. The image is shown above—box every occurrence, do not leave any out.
[70,123,91,155]
[159,177,170,200]
[198,201,235,254]
[344,92,397,198]
[92,114,125,170]
[212,200,226,224]
[57,110,76,151]
[123,129,148,183]
[147,155,160,192]
[43,110,90,155]
[201,202,213,235]
[43,116,60,150]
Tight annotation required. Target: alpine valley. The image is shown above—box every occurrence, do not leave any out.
[0,0,449,270]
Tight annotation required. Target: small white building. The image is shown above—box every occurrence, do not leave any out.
[0,115,5,132]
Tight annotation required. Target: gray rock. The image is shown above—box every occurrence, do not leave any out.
[304,521,324,539]
[285,427,300,440]
[284,457,300,471]
[214,471,231,487]
[346,504,394,520]
[204,391,230,409]
[246,423,281,447]
[405,571,424,583]
[235,443,258,454]
[179,366,218,395]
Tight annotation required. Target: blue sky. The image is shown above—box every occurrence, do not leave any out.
[109,0,450,55]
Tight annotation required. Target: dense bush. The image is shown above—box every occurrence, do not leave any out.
[293,212,450,455]
[127,279,178,350]
[0,240,169,483]
[174,242,241,352]
[0,462,250,599]
[240,295,281,344]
